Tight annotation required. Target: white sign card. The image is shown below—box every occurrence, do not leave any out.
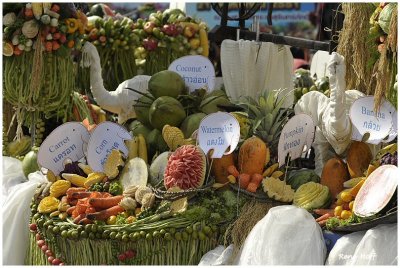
[349,96,395,144]
[382,102,397,143]
[197,112,240,158]
[87,121,132,172]
[169,55,216,92]
[37,122,90,175]
[278,114,315,167]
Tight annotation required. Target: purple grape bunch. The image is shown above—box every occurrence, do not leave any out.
[380,152,398,166]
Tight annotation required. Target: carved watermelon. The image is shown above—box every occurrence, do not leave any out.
[164,145,206,190]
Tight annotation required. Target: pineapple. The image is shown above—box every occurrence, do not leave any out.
[236,89,293,159]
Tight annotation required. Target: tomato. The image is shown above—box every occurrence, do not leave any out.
[334,206,343,217]
[340,191,353,203]
[349,201,354,211]
[341,210,352,220]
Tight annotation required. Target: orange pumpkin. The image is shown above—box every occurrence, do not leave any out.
[321,157,350,201]
[347,141,373,178]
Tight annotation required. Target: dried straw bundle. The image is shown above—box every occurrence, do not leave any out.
[337,3,376,94]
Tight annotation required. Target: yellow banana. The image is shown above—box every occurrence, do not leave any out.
[46,170,57,182]
[137,134,148,164]
[271,170,284,179]
[78,163,94,176]
[125,137,139,160]
[84,172,107,188]
[32,3,43,19]
[265,147,270,165]
[199,27,209,57]
[262,163,279,177]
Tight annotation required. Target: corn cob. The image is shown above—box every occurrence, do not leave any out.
[137,134,148,164]
[84,172,107,188]
[31,3,43,20]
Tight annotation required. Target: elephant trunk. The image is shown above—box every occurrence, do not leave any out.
[82,42,122,115]
[323,52,352,154]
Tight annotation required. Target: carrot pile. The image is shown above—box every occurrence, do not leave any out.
[227,165,264,193]
[314,209,334,227]
[65,187,125,225]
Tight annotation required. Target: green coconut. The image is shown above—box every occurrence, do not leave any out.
[200,95,231,114]
[180,113,207,138]
[149,96,186,130]
[148,70,186,99]
[147,128,169,158]
[133,94,154,127]
[129,120,152,137]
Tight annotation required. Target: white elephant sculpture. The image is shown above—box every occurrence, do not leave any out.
[81,42,150,124]
[294,53,366,176]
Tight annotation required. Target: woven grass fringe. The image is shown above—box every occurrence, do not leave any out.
[374,5,397,111]
[337,3,376,94]
[223,200,276,264]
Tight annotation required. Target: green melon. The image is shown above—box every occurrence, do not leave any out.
[149,96,186,130]
[148,70,185,99]
[180,113,207,138]
[287,169,320,190]
[22,150,39,177]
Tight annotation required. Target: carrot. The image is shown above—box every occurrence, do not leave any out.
[86,205,125,221]
[89,195,123,209]
[316,213,333,222]
[246,182,258,193]
[318,219,328,227]
[66,206,76,215]
[73,213,86,224]
[78,218,92,225]
[227,165,240,177]
[250,173,264,184]
[85,206,96,214]
[313,208,334,216]
[238,173,251,188]
[101,192,113,198]
[66,187,86,197]
[71,192,91,199]
[89,192,103,198]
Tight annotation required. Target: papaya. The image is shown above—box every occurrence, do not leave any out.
[321,157,350,201]
[346,141,373,178]
[210,153,236,185]
[238,137,267,176]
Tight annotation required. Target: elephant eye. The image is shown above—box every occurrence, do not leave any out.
[107,128,109,131]
[73,129,75,131]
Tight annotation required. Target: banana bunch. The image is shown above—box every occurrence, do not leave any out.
[262,163,284,179]
[162,125,195,151]
[125,134,148,163]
